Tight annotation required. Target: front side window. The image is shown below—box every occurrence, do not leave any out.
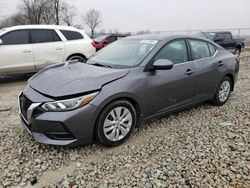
[89,39,158,68]
[189,40,210,60]
[155,40,188,64]
[0,30,29,45]
[32,29,61,43]
[60,30,83,40]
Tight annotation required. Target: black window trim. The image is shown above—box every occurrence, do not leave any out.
[31,29,62,44]
[187,38,218,61]
[0,29,32,45]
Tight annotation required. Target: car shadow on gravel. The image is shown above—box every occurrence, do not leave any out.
[0,74,34,84]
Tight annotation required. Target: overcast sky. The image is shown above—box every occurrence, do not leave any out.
[1,0,250,32]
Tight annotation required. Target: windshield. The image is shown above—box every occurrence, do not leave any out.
[94,35,108,42]
[88,39,158,68]
[204,32,216,40]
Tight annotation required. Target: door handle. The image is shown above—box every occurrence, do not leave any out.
[218,61,223,66]
[23,49,32,53]
[185,69,194,75]
[55,47,63,50]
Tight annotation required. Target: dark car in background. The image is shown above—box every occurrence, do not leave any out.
[92,34,129,50]
[196,31,245,55]
[19,35,239,147]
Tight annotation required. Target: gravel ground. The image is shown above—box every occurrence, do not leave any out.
[0,53,250,188]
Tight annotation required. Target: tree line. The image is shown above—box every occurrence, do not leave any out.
[0,0,102,38]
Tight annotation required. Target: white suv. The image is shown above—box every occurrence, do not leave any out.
[0,25,96,75]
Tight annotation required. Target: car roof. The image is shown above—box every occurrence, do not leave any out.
[4,25,84,32]
[124,34,208,41]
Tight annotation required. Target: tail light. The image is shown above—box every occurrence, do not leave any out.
[91,41,96,47]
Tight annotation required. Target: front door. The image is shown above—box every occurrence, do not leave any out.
[145,39,195,117]
[0,29,35,75]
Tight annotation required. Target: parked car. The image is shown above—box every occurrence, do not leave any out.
[196,31,245,55]
[0,25,95,75]
[92,34,128,50]
[19,35,239,147]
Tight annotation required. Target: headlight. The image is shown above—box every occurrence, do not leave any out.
[41,92,99,112]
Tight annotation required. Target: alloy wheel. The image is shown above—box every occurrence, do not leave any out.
[219,80,231,102]
[103,107,133,141]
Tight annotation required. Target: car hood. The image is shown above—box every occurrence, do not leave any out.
[28,61,129,98]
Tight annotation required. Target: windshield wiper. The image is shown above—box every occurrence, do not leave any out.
[89,63,112,68]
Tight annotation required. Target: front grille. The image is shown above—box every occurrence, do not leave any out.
[20,94,33,120]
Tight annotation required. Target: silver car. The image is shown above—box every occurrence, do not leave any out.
[19,35,239,146]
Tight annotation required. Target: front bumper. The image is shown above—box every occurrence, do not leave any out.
[18,92,97,146]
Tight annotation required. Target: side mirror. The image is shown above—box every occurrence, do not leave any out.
[0,39,3,45]
[152,59,174,70]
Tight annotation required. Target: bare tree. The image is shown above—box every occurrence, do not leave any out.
[82,9,102,38]
[60,2,76,26]
[20,0,49,24]
[54,0,60,25]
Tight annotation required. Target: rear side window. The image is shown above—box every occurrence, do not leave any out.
[208,43,217,56]
[189,40,210,60]
[32,29,61,43]
[60,30,83,40]
[1,30,29,45]
[155,40,188,64]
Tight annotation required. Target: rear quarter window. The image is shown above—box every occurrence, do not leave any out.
[208,43,217,56]
[60,30,84,40]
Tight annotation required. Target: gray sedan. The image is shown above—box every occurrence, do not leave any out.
[19,35,239,146]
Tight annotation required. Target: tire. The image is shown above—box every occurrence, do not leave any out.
[211,76,232,106]
[234,48,241,57]
[67,55,86,61]
[96,100,137,147]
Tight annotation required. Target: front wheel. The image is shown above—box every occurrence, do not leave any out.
[211,77,232,106]
[96,100,137,147]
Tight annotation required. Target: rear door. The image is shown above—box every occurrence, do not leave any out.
[31,29,65,71]
[188,39,221,100]
[0,29,35,74]
[145,39,195,117]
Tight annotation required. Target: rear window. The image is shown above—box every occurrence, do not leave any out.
[204,32,216,40]
[60,30,84,40]
[32,29,61,43]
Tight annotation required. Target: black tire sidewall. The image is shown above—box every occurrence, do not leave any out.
[96,100,137,147]
[213,77,232,106]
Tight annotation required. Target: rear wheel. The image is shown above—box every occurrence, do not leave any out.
[234,48,241,56]
[67,55,86,61]
[211,77,232,106]
[96,100,137,147]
